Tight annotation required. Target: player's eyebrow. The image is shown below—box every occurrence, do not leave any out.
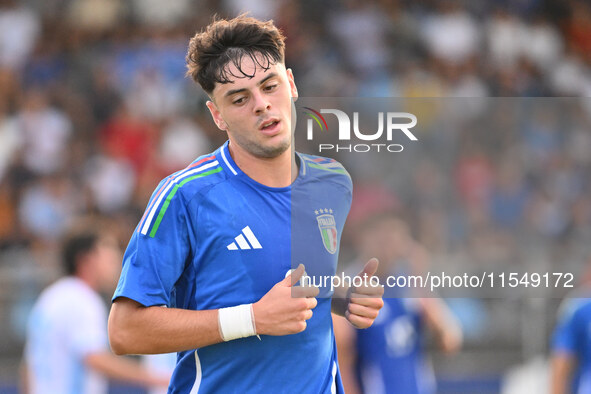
[224,73,278,98]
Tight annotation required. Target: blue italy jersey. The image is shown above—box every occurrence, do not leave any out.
[354,297,435,394]
[113,141,352,393]
[553,289,591,394]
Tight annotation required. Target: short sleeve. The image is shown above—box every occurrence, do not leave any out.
[113,180,193,307]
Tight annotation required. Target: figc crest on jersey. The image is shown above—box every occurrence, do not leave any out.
[315,209,337,254]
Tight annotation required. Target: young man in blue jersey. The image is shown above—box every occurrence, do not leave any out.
[108,15,384,393]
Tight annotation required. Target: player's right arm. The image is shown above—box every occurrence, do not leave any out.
[109,264,318,355]
[550,298,580,394]
[84,351,169,387]
[332,314,361,394]
[550,351,574,394]
[19,359,29,394]
[109,299,222,354]
[111,178,317,354]
[419,297,462,354]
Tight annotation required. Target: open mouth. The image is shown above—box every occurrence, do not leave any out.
[260,119,280,130]
[259,118,281,135]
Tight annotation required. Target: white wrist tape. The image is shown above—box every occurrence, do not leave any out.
[218,303,257,341]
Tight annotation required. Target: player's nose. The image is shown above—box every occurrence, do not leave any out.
[252,90,271,115]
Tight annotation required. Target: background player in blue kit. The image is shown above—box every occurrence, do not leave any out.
[334,212,462,394]
[551,282,591,394]
[107,15,384,393]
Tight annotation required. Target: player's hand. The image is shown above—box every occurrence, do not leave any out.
[252,264,319,336]
[346,258,384,329]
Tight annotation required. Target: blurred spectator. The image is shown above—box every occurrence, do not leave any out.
[16,90,72,176]
[445,63,489,97]
[421,1,480,65]
[485,8,526,69]
[222,0,283,21]
[158,116,211,173]
[522,15,563,72]
[0,99,21,183]
[130,0,191,27]
[548,51,590,95]
[567,120,591,167]
[22,223,169,393]
[99,102,158,177]
[521,107,563,169]
[84,154,136,214]
[0,184,17,244]
[454,142,494,210]
[109,35,188,94]
[0,0,40,71]
[399,67,446,97]
[488,159,529,230]
[565,0,591,64]
[18,174,80,243]
[125,68,184,122]
[327,0,391,77]
[527,188,569,239]
[66,0,123,33]
[88,68,122,126]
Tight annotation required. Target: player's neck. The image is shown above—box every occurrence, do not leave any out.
[228,142,298,187]
[74,271,99,291]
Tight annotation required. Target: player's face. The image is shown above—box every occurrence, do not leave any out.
[93,236,122,291]
[206,54,298,159]
[360,218,411,263]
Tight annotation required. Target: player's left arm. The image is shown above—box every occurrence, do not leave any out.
[85,351,169,388]
[332,314,361,394]
[550,351,575,394]
[332,258,384,329]
[19,358,29,394]
[418,297,462,354]
[550,300,580,394]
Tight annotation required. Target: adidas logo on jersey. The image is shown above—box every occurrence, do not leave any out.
[227,226,262,250]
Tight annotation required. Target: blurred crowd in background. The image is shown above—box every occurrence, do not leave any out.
[1,0,591,391]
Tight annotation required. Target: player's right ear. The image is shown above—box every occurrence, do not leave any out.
[206,100,228,132]
[286,68,298,101]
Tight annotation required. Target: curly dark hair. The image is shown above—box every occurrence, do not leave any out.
[186,14,286,94]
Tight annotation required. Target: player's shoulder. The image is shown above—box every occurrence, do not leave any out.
[137,151,228,237]
[34,278,102,314]
[157,151,228,202]
[299,153,352,190]
[557,287,591,323]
